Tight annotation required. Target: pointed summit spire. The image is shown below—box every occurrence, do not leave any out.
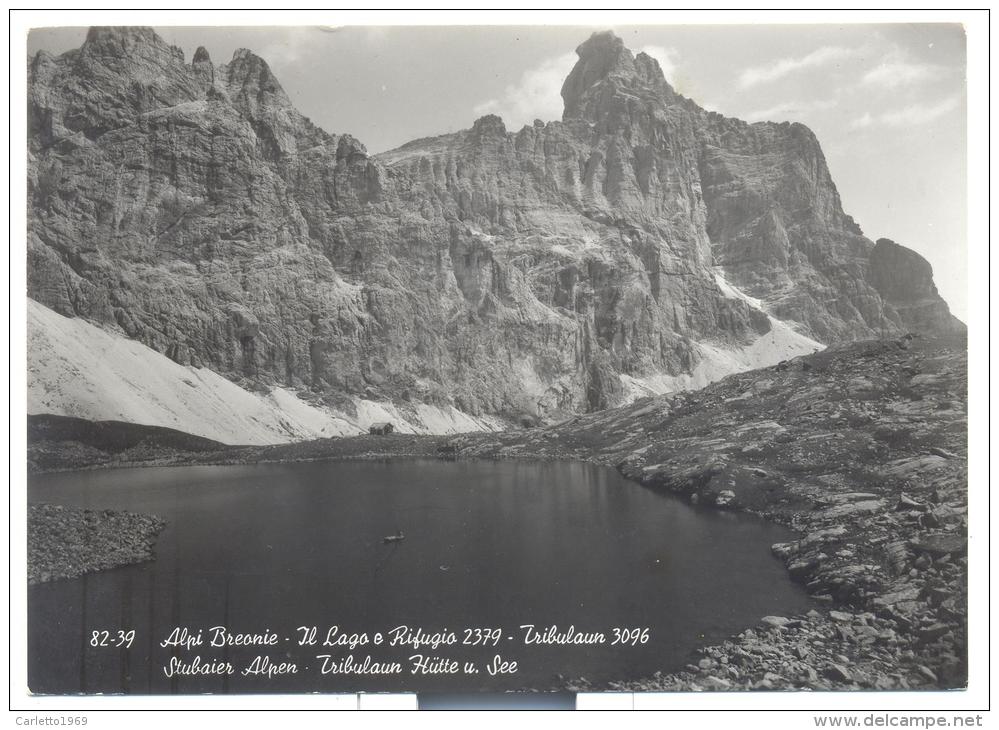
[223,48,293,115]
[560,31,677,128]
[192,46,215,86]
[560,31,631,120]
[193,46,212,65]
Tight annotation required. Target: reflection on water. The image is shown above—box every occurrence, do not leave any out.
[28,459,810,693]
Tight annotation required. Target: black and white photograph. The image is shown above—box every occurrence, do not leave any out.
[10,8,988,717]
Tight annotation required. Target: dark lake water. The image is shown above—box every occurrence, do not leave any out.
[28,459,810,693]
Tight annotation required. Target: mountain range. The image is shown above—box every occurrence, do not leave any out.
[26,27,964,443]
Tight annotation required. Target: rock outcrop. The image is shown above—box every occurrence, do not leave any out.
[26,27,964,429]
[28,502,166,584]
[869,238,965,334]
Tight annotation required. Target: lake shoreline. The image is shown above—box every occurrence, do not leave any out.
[26,336,968,692]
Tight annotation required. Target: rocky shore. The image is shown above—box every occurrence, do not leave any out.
[27,335,967,689]
[452,334,968,690]
[27,503,166,584]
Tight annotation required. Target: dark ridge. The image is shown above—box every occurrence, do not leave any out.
[28,413,227,453]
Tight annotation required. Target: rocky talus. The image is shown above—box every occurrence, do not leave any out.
[452,334,968,689]
[27,27,963,431]
[28,503,166,584]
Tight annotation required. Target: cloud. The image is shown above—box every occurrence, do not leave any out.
[861,60,943,88]
[638,45,678,82]
[849,94,962,129]
[739,46,852,88]
[744,99,836,122]
[472,52,577,129]
[849,112,874,129]
[259,28,318,68]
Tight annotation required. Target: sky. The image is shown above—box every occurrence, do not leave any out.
[27,24,968,320]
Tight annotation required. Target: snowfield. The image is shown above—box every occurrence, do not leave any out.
[27,299,504,445]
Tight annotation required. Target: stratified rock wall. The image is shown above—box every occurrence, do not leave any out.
[869,238,964,334]
[26,27,963,426]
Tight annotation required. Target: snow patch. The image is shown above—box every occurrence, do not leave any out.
[620,270,824,402]
[712,267,766,309]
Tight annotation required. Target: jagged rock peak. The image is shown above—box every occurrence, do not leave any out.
[82,26,185,64]
[336,133,368,160]
[561,30,676,124]
[231,47,264,64]
[471,114,507,138]
[224,47,293,111]
[633,51,671,87]
[29,49,54,72]
[192,46,212,65]
[191,45,215,87]
[84,25,160,47]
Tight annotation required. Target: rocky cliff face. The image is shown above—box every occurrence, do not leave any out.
[26,27,964,431]
[869,238,964,335]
